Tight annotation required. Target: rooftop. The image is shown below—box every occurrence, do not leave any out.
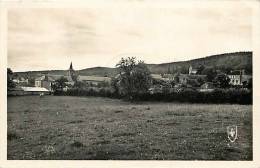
[21,87,50,92]
[35,75,55,81]
[78,75,111,82]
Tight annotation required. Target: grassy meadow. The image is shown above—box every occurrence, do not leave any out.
[7,96,252,160]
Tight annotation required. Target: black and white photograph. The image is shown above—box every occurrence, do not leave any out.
[2,0,259,165]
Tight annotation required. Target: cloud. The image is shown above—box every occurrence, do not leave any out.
[8,5,252,71]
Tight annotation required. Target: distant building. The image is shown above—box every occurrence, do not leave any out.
[151,65,206,88]
[44,62,111,87]
[189,66,198,75]
[21,86,51,95]
[12,77,29,86]
[228,70,252,86]
[151,74,171,82]
[161,74,175,81]
[35,75,55,91]
[67,62,78,85]
[78,75,111,85]
[8,86,50,96]
[151,74,163,81]
[177,74,206,86]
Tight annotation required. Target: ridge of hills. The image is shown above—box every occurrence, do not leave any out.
[14,51,252,78]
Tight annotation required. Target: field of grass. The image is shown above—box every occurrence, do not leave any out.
[7,96,252,160]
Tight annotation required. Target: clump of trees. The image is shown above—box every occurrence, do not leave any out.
[201,67,218,82]
[113,57,152,100]
[213,73,230,88]
[7,68,16,90]
[51,76,68,91]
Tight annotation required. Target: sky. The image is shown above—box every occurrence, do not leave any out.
[8,1,252,72]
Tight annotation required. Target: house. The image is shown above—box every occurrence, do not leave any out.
[172,65,206,87]
[151,74,172,82]
[228,70,243,85]
[77,75,111,85]
[177,73,206,86]
[161,74,175,81]
[12,77,29,86]
[199,82,215,92]
[189,66,198,75]
[21,87,51,95]
[34,62,78,90]
[49,62,111,87]
[151,74,163,80]
[228,70,252,86]
[8,86,50,96]
[35,75,55,91]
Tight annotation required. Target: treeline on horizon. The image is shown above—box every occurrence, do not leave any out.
[12,51,252,78]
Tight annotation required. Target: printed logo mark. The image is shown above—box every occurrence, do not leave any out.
[227,125,238,143]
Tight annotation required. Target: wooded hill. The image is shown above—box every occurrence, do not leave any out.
[14,51,252,78]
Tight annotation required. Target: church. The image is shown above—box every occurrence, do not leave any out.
[66,62,111,86]
[34,62,111,90]
[66,62,78,86]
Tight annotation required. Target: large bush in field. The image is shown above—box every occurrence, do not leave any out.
[115,57,152,99]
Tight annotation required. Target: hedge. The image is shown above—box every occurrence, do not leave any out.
[133,88,252,104]
[54,88,252,105]
[54,88,121,99]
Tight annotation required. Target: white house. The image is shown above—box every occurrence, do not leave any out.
[228,70,251,86]
[189,66,198,75]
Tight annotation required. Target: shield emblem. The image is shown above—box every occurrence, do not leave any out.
[227,125,238,142]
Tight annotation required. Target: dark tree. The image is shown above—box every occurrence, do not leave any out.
[197,77,205,86]
[202,67,218,82]
[52,76,68,91]
[111,77,120,95]
[28,77,35,87]
[180,66,188,74]
[213,73,230,88]
[115,57,152,99]
[167,66,171,74]
[247,78,252,90]
[7,68,16,90]
[197,64,205,74]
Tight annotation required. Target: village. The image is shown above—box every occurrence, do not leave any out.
[7,61,252,96]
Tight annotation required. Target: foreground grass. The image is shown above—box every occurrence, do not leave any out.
[7,96,252,160]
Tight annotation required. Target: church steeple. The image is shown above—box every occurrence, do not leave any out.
[69,62,73,70]
[67,61,77,83]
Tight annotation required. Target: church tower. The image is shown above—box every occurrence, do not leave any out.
[68,62,77,82]
[189,66,193,75]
